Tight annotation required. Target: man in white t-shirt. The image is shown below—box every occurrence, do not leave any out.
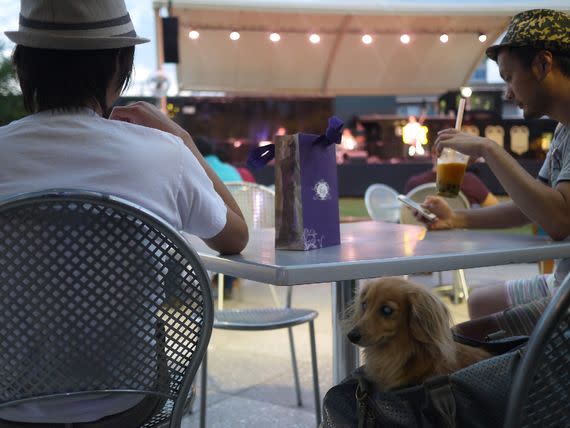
[0,0,248,425]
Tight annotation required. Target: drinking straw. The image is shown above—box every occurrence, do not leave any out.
[455,97,466,131]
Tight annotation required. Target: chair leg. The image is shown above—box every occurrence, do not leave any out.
[452,269,469,304]
[200,351,208,428]
[218,273,224,310]
[309,321,321,427]
[287,326,303,406]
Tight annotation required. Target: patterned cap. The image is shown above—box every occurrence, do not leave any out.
[486,9,570,61]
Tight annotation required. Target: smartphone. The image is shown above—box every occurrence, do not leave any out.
[397,195,437,222]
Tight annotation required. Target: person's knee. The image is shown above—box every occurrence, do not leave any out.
[468,284,509,319]
[467,288,487,319]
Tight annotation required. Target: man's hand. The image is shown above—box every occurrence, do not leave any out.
[418,196,456,230]
[434,129,495,160]
[109,101,189,141]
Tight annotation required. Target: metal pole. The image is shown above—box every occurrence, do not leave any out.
[332,279,359,384]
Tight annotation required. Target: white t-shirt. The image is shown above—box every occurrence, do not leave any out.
[0,108,227,239]
[0,109,227,423]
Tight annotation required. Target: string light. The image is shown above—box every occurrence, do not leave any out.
[186,28,487,44]
[361,34,373,45]
[460,87,473,98]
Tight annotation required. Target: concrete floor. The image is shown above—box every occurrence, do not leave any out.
[183,263,539,427]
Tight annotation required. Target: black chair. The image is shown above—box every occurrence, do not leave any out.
[504,273,570,428]
[0,189,214,428]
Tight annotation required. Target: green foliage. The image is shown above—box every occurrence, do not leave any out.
[0,47,27,125]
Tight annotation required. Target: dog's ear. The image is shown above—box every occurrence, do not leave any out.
[408,289,452,345]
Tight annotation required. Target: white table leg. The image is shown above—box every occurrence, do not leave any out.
[332,279,360,384]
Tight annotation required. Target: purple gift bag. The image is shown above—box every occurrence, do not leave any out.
[249,117,343,250]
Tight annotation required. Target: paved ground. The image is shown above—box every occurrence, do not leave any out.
[183,263,539,427]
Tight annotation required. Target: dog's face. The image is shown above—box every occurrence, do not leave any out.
[346,277,452,348]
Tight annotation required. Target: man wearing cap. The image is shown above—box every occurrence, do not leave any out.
[0,0,248,425]
[419,9,570,339]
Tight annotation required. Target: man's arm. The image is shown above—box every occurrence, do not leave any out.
[436,129,570,240]
[423,197,530,230]
[110,102,248,254]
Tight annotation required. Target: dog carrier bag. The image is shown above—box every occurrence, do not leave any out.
[321,334,528,428]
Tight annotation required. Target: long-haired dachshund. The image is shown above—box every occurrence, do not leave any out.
[346,277,490,389]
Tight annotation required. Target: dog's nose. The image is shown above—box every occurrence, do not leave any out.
[347,329,361,344]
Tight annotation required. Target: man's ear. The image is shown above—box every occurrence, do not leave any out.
[533,50,553,81]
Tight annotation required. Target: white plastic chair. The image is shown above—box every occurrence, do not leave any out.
[200,182,321,427]
[216,182,278,309]
[364,183,400,223]
[400,183,470,304]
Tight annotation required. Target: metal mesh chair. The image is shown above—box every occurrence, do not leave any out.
[364,183,400,223]
[0,189,214,428]
[504,274,570,428]
[200,182,321,427]
[400,183,470,304]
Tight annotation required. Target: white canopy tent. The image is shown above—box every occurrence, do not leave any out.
[153,1,570,96]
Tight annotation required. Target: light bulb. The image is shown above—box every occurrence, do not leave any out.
[229,31,240,41]
[188,30,199,40]
[400,34,410,44]
[269,33,281,42]
[309,33,320,44]
[440,34,449,43]
[460,87,473,98]
[362,34,373,45]
[478,34,487,43]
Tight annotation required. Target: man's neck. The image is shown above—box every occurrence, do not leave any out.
[548,78,570,126]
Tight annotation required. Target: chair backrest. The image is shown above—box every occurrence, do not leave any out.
[364,184,400,223]
[0,189,214,427]
[400,182,470,225]
[225,181,275,229]
[504,274,570,428]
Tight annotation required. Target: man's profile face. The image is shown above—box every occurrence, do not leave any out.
[497,49,547,120]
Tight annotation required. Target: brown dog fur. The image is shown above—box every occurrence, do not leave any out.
[346,277,490,389]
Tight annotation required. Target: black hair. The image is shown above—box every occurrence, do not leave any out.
[505,46,570,78]
[12,45,135,113]
[193,136,214,156]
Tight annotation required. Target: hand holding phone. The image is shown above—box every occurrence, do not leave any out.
[397,195,437,222]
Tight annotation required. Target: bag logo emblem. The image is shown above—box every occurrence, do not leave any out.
[313,180,331,200]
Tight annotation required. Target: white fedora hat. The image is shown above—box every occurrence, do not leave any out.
[5,0,149,50]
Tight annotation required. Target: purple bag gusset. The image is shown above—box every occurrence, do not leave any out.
[249,117,342,250]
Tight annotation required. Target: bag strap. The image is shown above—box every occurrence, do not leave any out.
[355,372,372,428]
[423,376,456,428]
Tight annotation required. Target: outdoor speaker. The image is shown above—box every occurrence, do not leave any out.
[162,17,179,63]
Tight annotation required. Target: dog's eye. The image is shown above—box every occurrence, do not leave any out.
[380,305,394,317]
[361,301,367,311]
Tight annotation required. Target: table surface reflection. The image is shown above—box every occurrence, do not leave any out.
[186,221,570,286]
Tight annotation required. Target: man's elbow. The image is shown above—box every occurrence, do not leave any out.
[205,219,249,255]
[218,227,249,255]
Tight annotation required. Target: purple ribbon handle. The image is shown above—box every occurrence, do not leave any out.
[313,116,344,146]
[246,116,344,169]
[247,144,275,169]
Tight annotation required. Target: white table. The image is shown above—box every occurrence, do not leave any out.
[187,221,570,383]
